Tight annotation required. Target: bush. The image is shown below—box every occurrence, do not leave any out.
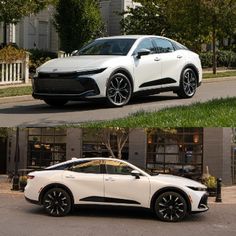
[202,175,217,189]
[29,49,57,73]
[0,45,27,62]
[200,50,236,68]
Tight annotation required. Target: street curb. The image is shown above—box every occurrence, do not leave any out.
[0,95,33,104]
[0,77,235,105]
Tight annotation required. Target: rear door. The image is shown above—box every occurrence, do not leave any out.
[103,160,150,208]
[62,159,104,204]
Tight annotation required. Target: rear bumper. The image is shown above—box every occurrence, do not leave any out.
[25,196,40,205]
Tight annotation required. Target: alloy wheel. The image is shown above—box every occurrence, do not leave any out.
[155,192,187,222]
[182,69,197,97]
[43,188,71,217]
[107,73,132,107]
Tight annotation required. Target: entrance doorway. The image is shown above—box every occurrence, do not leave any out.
[232,146,236,184]
[0,138,7,174]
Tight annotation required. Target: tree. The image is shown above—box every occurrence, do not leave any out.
[121,0,236,73]
[0,0,55,45]
[54,0,104,52]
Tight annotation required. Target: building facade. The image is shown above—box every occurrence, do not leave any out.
[1,127,235,185]
[0,0,138,52]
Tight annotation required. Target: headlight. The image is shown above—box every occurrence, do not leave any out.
[76,68,107,76]
[187,186,207,191]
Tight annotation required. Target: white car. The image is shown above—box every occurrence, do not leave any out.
[32,35,202,107]
[24,157,208,222]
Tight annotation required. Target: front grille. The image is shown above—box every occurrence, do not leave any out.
[34,73,100,95]
[198,194,208,209]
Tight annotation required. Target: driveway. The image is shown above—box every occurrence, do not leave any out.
[0,79,235,127]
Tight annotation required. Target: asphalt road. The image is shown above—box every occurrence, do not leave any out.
[0,79,236,127]
[0,193,236,236]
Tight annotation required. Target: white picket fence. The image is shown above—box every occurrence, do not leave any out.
[58,51,72,58]
[0,54,29,85]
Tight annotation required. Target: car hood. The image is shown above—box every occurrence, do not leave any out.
[38,55,121,73]
[151,174,206,188]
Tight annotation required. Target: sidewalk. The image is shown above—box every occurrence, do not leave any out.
[0,175,236,203]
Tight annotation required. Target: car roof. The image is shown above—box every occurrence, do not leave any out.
[97,35,167,40]
[46,157,129,169]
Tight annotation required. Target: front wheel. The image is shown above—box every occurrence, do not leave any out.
[106,73,132,107]
[42,188,72,217]
[44,99,68,107]
[177,68,198,98]
[154,191,188,222]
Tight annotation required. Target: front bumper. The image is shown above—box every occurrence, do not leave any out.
[32,72,101,100]
[192,193,209,213]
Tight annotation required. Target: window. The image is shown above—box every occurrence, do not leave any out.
[70,160,101,174]
[28,128,67,169]
[135,38,156,54]
[105,160,134,175]
[153,38,175,53]
[147,128,203,180]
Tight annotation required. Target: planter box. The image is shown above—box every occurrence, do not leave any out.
[207,187,216,197]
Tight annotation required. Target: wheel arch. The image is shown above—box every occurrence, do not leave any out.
[108,67,134,91]
[39,183,75,205]
[150,187,192,213]
[182,64,200,86]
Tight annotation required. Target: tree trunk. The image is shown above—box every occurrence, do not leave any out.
[3,22,8,46]
[212,17,217,74]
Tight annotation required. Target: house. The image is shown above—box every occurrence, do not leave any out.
[0,0,139,52]
[1,127,235,185]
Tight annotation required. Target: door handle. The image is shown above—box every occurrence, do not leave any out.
[65,175,75,179]
[154,57,161,61]
[105,177,115,182]
[177,55,183,59]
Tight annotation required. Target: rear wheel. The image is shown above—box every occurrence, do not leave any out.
[43,188,72,217]
[106,73,132,107]
[177,68,197,98]
[154,191,188,222]
[44,99,68,107]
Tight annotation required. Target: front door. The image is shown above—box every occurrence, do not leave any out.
[104,160,150,208]
[133,38,162,91]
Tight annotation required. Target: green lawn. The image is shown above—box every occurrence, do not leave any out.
[83,97,236,128]
[203,70,236,79]
[0,86,32,98]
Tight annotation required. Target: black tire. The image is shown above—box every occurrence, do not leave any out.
[106,73,132,107]
[177,68,198,98]
[44,99,68,107]
[42,188,72,217]
[154,191,188,222]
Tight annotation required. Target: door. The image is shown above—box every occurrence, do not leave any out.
[104,160,150,208]
[152,38,184,87]
[0,138,7,174]
[62,159,104,204]
[133,38,162,91]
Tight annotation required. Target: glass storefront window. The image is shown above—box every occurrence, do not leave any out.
[28,128,67,169]
[147,128,203,180]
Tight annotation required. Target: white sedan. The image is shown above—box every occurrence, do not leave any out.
[32,35,202,107]
[24,158,208,222]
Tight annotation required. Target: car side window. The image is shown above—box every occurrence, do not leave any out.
[153,38,175,53]
[134,38,156,54]
[70,160,101,174]
[105,160,134,175]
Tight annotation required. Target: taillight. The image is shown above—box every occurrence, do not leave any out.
[27,175,35,179]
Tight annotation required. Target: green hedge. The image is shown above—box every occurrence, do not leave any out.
[29,49,57,73]
[200,50,236,68]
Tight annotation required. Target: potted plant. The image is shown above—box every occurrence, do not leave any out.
[19,176,27,191]
[202,175,217,196]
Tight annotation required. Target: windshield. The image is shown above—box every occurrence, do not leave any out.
[78,38,136,56]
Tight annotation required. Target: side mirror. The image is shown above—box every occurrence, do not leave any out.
[136,49,151,59]
[131,170,141,179]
